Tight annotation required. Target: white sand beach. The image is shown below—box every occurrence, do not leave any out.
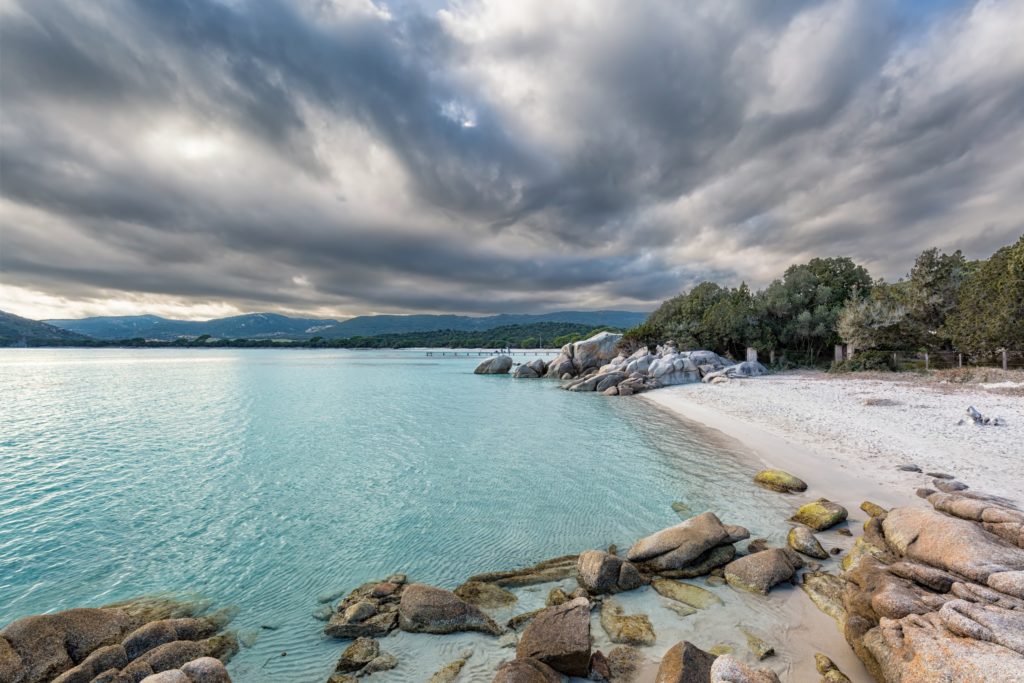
[642,370,1024,507]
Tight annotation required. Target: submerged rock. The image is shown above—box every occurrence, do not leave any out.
[742,630,774,660]
[516,597,591,676]
[790,499,849,531]
[427,649,472,683]
[753,470,807,493]
[454,581,517,608]
[655,641,717,683]
[398,584,502,635]
[467,555,578,588]
[788,526,828,559]
[599,600,655,646]
[651,579,723,609]
[334,637,378,674]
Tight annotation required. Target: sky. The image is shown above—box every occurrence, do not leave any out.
[1,0,1022,321]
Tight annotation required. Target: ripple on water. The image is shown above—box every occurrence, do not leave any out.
[0,349,805,682]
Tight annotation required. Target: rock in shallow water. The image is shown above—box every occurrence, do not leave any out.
[651,579,723,609]
[724,548,803,595]
[492,657,562,683]
[576,550,644,594]
[398,584,502,635]
[474,356,513,374]
[655,641,717,683]
[454,581,517,608]
[628,512,744,570]
[516,597,591,676]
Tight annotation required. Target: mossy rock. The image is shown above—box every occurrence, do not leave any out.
[753,469,807,493]
[790,499,848,531]
[860,501,887,518]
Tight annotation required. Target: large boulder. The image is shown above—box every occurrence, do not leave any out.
[516,597,591,676]
[648,353,701,386]
[178,657,231,683]
[655,641,717,683]
[512,364,539,378]
[576,551,644,594]
[882,507,1024,582]
[628,512,747,571]
[398,584,501,635]
[475,356,513,375]
[571,332,623,374]
[724,548,803,595]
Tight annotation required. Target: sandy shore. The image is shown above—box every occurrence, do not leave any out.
[642,370,1024,506]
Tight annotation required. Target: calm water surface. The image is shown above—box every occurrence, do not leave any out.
[0,349,795,681]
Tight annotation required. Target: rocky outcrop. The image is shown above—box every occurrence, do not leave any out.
[576,550,645,594]
[398,584,502,635]
[724,548,803,595]
[466,555,578,588]
[475,356,513,374]
[515,597,591,676]
[1,599,235,683]
[627,512,749,574]
[655,641,717,683]
[802,485,1024,682]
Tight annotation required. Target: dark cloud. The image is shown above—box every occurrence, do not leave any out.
[1,0,1022,319]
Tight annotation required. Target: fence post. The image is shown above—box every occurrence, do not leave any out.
[925,352,929,371]
[1003,349,1008,371]
[746,347,758,363]
[769,349,776,365]
[958,353,962,368]
[835,345,845,363]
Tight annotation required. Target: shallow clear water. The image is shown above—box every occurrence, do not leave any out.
[0,349,803,681]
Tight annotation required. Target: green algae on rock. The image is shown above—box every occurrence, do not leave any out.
[753,469,808,493]
[790,499,849,531]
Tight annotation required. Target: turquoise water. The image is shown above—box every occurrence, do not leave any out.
[0,349,795,681]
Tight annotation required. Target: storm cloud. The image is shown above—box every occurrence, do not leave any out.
[1,0,1022,319]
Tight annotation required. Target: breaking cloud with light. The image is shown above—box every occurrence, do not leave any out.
[1,0,1022,319]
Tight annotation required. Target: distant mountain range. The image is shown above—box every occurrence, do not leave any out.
[42,310,648,341]
[0,310,93,346]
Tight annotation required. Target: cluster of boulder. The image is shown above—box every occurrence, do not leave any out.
[800,477,1024,682]
[0,597,237,683]
[476,331,769,395]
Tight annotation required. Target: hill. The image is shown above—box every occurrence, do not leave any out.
[0,310,94,346]
[46,310,647,341]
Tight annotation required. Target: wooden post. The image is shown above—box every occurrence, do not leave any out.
[925,352,929,371]
[769,349,776,365]
[835,345,845,363]
[958,353,962,368]
[1003,349,1008,371]
[746,347,758,363]
[847,343,855,359]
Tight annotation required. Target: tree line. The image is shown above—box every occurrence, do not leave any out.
[23,322,618,350]
[623,234,1024,365]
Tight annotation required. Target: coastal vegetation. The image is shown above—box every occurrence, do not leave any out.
[624,235,1024,366]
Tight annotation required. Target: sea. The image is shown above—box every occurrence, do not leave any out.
[0,348,808,681]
